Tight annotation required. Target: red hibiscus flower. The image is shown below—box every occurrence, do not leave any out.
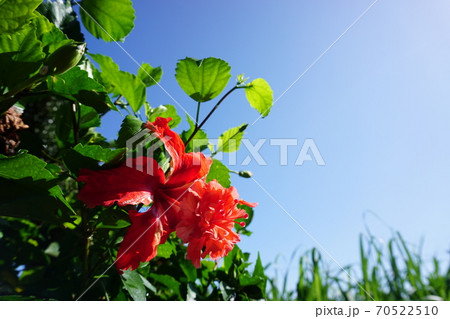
[176,180,257,268]
[77,117,212,270]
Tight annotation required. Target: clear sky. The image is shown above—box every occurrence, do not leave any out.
[78,0,450,282]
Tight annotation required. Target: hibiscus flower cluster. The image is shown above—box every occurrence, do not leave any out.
[77,117,256,271]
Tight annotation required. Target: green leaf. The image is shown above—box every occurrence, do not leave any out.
[0,24,45,89]
[245,78,273,117]
[148,273,181,298]
[54,102,101,148]
[73,144,125,163]
[31,13,72,55]
[0,178,71,222]
[63,144,125,175]
[79,0,135,42]
[175,57,231,102]
[180,260,197,282]
[239,274,262,287]
[0,153,56,181]
[223,245,239,273]
[156,241,176,258]
[88,53,119,90]
[90,53,146,112]
[114,72,146,113]
[0,153,73,220]
[0,0,41,34]
[116,115,144,148]
[217,123,247,153]
[253,253,265,278]
[96,207,130,229]
[121,269,147,301]
[37,0,84,42]
[47,66,116,113]
[137,63,162,87]
[235,204,254,236]
[180,115,209,153]
[206,159,231,188]
[146,104,181,128]
[79,105,101,129]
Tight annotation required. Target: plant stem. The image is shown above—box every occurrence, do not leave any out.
[113,95,123,105]
[185,86,240,146]
[71,102,80,145]
[195,101,201,126]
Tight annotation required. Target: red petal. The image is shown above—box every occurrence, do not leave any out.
[165,153,212,189]
[115,206,171,271]
[238,199,258,208]
[144,117,186,172]
[77,157,165,208]
[185,238,204,268]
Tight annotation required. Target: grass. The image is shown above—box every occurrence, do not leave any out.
[266,232,449,301]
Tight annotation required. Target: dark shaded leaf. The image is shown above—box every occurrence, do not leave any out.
[47,66,115,114]
[0,25,44,89]
[37,0,84,42]
[116,115,144,148]
[148,273,181,298]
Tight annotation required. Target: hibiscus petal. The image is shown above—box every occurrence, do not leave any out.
[144,117,186,173]
[77,157,165,208]
[238,199,258,208]
[115,206,170,271]
[165,153,212,190]
[185,238,204,268]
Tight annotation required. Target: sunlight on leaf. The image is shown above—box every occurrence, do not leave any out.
[137,63,162,87]
[245,78,273,117]
[175,57,231,102]
[217,123,247,153]
[0,0,41,34]
[206,159,231,188]
[79,0,135,42]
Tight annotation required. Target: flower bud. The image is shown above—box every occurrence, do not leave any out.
[238,170,253,178]
[238,124,248,132]
[44,42,86,76]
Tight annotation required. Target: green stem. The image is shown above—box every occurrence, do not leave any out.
[71,102,80,145]
[185,86,241,146]
[113,95,123,106]
[195,101,201,126]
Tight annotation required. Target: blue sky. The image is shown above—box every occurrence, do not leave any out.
[79,0,450,280]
